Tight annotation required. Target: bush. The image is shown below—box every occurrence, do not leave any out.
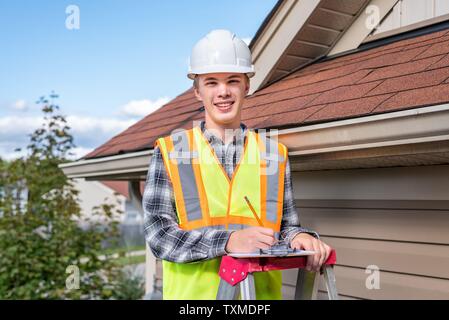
[111,269,145,300]
[0,93,123,299]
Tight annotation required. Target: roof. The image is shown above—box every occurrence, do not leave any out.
[85,27,449,160]
[250,0,371,88]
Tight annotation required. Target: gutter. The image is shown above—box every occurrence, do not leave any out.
[59,149,153,180]
[276,104,449,156]
[59,104,449,179]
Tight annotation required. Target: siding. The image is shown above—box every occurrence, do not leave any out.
[283,164,449,299]
[374,0,449,35]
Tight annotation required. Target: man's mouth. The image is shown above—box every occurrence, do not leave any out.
[214,101,234,112]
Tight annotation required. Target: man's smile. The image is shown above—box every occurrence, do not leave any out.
[214,100,235,112]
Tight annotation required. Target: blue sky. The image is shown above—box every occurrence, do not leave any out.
[0,0,277,159]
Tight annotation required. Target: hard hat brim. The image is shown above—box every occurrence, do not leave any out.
[187,65,255,80]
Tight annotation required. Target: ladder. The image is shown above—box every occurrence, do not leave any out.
[216,249,338,300]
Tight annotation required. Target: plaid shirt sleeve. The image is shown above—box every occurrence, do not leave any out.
[143,146,234,263]
[280,156,320,243]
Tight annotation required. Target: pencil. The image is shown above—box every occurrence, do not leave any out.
[244,196,264,227]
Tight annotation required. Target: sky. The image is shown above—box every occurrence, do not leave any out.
[0,0,277,160]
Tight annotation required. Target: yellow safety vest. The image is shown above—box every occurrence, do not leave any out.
[155,125,288,300]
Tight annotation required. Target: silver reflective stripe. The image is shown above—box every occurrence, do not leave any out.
[190,224,249,232]
[261,135,280,223]
[169,151,198,159]
[171,130,202,221]
[261,152,284,162]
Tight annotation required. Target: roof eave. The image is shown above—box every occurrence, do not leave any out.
[250,0,373,94]
[59,104,449,179]
[59,149,153,180]
[278,104,449,171]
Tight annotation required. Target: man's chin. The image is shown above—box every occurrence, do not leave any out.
[213,114,239,125]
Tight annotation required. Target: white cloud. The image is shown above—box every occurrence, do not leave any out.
[0,116,43,136]
[119,97,170,117]
[12,99,28,111]
[0,147,27,161]
[0,115,137,161]
[66,115,135,135]
[1,95,171,161]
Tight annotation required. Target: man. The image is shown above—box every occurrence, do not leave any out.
[143,29,331,300]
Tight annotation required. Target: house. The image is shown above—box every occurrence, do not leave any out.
[73,179,145,247]
[60,0,449,299]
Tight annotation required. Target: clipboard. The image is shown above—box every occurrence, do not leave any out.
[228,250,316,258]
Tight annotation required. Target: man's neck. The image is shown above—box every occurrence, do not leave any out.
[204,117,241,145]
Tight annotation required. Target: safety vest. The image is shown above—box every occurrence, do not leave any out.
[155,125,288,300]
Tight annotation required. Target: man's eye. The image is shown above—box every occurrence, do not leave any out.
[229,80,239,83]
[206,82,216,86]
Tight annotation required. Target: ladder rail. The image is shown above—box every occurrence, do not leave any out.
[240,273,256,300]
[323,265,339,300]
[294,268,320,300]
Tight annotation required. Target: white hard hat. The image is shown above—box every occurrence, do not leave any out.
[187,29,255,80]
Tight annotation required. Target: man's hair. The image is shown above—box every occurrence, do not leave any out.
[193,76,200,90]
[193,74,250,90]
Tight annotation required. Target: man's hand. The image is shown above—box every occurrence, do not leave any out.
[225,227,276,253]
[290,233,332,273]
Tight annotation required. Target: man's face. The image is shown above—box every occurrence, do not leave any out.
[193,73,249,127]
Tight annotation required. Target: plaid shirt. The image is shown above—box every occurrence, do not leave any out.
[143,120,319,263]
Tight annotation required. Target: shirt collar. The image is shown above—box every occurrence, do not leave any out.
[199,120,247,145]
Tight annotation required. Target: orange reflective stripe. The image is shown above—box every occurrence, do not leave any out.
[259,133,285,227]
[164,137,188,226]
[180,215,266,230]
[190,130,211,225]
[180,218,275,231]
[180,217,229,230]
[155,138,172,180]
[227,215,268,228]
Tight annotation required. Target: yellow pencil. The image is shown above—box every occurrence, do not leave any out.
[245,196,280,245]
[244,196,264,227]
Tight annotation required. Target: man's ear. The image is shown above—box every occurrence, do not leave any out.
[244,80,250,96]
[193,87,203,101]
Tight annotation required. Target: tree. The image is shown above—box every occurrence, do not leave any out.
[0,93,123,299]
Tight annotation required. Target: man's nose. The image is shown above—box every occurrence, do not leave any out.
[217,83,231,98]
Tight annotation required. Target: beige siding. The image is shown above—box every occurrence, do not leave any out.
[283,264,449,300]
[284,164,449,299]
[299,206,449,244]
[374,0,449,35]
[282,282,362,300]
